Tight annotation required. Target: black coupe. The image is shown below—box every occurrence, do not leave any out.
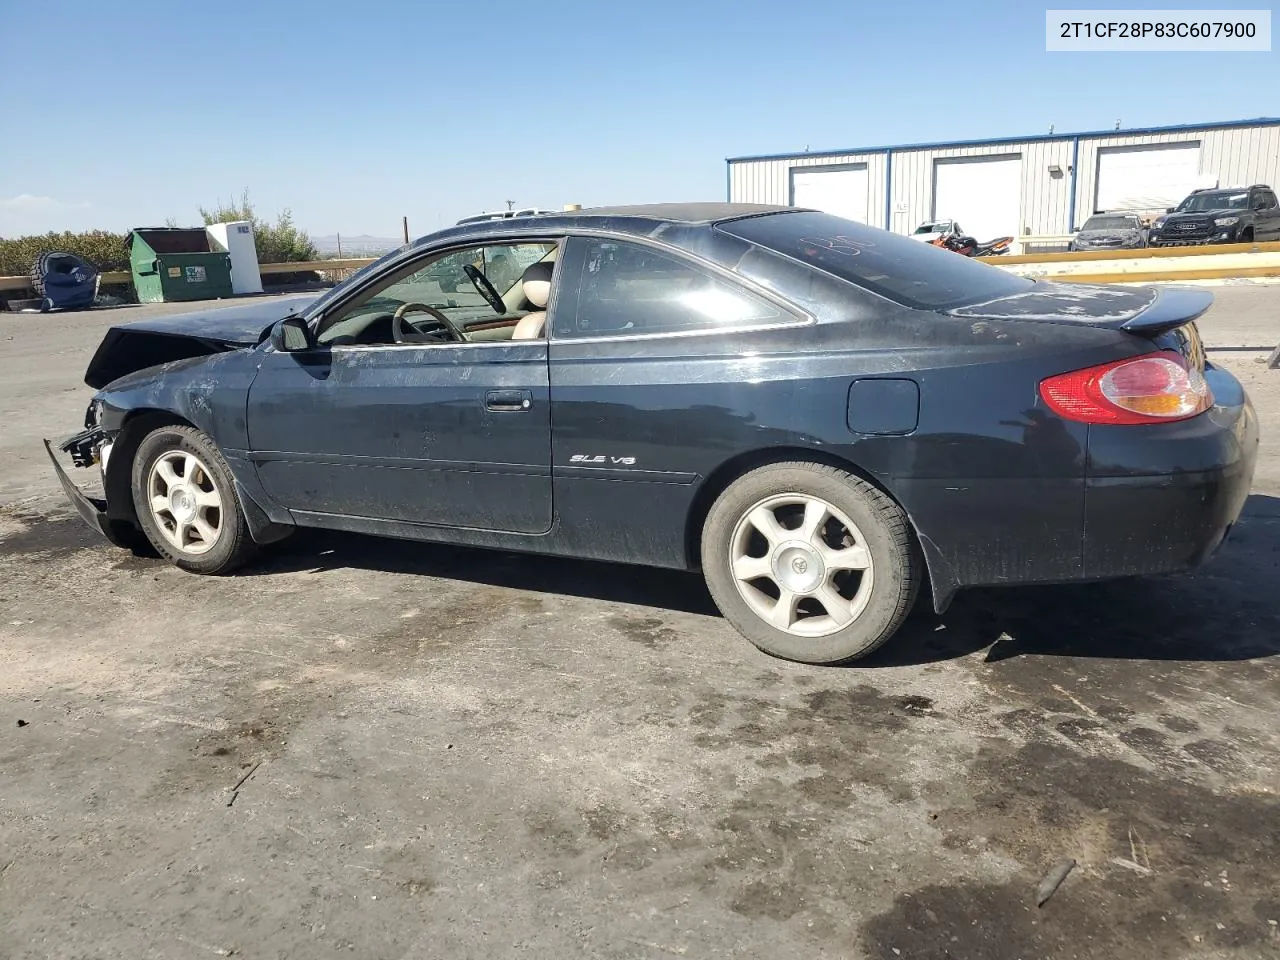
[49,204,1259,664]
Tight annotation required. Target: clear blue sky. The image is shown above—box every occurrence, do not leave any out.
[1,0,1275,238]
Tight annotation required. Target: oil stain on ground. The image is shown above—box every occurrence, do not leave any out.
[860,740,1280,960]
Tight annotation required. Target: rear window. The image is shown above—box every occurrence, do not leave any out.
[718,211,1032,311]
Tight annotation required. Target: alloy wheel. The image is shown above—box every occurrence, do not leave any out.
[146,450,224,555]
[729,493,875,637]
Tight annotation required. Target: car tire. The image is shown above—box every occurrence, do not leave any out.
[29,252,52,297]
[1239,228,1254,244]
[130,425,257,574]
[701,461,920,665]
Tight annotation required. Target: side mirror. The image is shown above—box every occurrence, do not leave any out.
[1166,207,1176,214]
[272,316,313,352]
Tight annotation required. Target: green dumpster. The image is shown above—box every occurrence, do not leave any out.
[126,227,234,303]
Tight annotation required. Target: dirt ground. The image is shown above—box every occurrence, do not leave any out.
[1,288,1278,960]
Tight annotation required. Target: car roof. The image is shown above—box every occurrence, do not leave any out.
[566,202,792,222]
[409,203,799,252]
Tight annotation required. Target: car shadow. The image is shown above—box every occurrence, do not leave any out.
[244,493,1280,666]
[245,529,722,617]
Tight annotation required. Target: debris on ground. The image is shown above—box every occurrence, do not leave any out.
[1036,858,1077,907]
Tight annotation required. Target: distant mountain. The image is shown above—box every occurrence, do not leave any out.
[312,234,400,257]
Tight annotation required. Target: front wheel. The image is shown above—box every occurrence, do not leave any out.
[701,462,920,664]
[130,425,257,574]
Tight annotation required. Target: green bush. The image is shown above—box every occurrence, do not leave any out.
[198,190,318,264]
[0,190,317,286]
[0,230,129,277]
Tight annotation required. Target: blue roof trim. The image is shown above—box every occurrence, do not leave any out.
[725,117,1280,164]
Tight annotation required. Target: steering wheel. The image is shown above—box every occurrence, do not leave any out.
[464,264,506,314]
[391,302,465,344]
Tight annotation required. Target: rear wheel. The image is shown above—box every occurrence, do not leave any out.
[130,425,256,574]
[701,462,919,664]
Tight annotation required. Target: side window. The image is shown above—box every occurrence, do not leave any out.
[557,239,784,339]
[1259,190,1278,210]
[316,241,556,346]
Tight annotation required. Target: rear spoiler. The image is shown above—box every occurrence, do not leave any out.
[1119,285,1213,337]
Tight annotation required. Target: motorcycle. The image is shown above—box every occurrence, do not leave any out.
[930,233,1013,257]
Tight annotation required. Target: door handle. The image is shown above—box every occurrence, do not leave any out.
[485,389,532,412]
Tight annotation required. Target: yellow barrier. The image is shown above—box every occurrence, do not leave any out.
[991,248,1280,283]
[979,239,1280,265]
[1050,263,1280,284]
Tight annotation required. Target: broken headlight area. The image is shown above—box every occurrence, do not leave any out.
[59,425,108,469]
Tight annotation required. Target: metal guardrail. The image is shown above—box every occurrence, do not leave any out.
[0,258,378,294]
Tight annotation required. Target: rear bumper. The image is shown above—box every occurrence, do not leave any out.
[898,364,1258,611]
[1082,365,1259,578]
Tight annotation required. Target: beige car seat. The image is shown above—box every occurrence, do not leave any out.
[511,262,553,340]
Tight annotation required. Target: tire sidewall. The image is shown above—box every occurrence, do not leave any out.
[702,464,916,664]
[130,426,249,573]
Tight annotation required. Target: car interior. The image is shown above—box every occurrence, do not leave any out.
[315,242,559,347]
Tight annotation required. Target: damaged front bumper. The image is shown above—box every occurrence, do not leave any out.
[44,426,130,547]
[61,424,107,468]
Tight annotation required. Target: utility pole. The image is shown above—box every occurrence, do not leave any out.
[402,216,409,244]
[336,232,342,258]
[505,200,515,211]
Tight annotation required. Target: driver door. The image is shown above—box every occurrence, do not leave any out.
[245,240,558,534]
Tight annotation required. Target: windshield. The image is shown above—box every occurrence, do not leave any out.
[720,211,1032,311]
[304,243,409,317]
[1177,191,1248,212]
[913,221,949,234]
[1081,216,1139,231]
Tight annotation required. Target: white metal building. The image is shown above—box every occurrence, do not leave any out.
[727,118,1280,240]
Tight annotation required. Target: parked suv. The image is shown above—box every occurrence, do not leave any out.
[1148,185,1280,246]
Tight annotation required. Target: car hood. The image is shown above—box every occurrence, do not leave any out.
[948,281,1212,335]
[1076,228,1142,243]
[84,294,317,389]
[1163,208,1236,221]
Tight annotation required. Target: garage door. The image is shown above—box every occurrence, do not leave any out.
[933,155,1021,242]
[790,165,870,223]
[1095,142,1203,212]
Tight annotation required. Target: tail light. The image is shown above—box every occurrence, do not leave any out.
[1040,351,1213,425]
